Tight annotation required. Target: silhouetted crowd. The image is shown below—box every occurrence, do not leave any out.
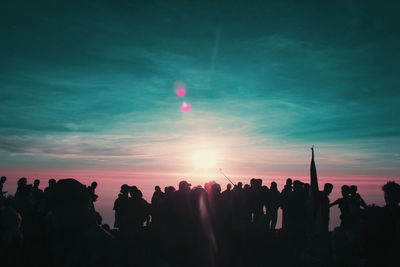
[0,175,399,267]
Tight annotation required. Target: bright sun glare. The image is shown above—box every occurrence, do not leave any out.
[192,149,218,172]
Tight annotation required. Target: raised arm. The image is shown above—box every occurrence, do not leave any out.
[329,199,340,208]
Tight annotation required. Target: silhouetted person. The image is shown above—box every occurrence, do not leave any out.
[87,181,98,202]
[0,207,23,266]
[209,182,223,229]
[330,185,351,229]
[337,185,365,231]
[382,181,400,207]
[113,184,130,230]
[169,180,196,265]
[44,179,56,212]
[222,183,232,198]
[160,185,176,233]
[46,179,115,266]
[126,186,150,230]
[32,179,43,203]
[151,185,164,205]
[349,185,367,207]
[281,178,293,230]
[165,185,176,195]
[0,176,7,198]
[249,178,265,226]
[15,177,30,199]
[360,181,400,266]
[151,185,164,227]
[381,181,400,243]
[13,177,34,219]
[348,185,367,228]
[266,181,281,230]
[173,181,192,225]
[380,182,400,253]
[32,179,41,190]
[291,180,308,230]
[44,179,56,195]
[86,181,101,225]
[231,181,249,231]
[221,183,233,227]
[236,182,243,190]
[320,183,333,232]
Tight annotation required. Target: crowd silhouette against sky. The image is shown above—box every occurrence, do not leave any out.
[0,150,399,267]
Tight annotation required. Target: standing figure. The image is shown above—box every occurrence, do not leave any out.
[281,178,293,230]
[151,185,164,227]
[32,179,43,202]
[127,186,150,230]
[113,184,130,230]
[320,183,333,232]
[266,181,281,230]
[87,181,98,203]
[330,185,351,229]
[0,176,7,199]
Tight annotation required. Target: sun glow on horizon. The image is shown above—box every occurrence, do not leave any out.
[192,148,219,172]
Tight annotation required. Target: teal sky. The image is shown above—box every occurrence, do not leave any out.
[1,0,399,192]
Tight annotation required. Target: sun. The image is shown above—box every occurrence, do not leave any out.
[192,149,218,172]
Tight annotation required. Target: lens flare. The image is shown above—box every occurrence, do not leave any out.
[174,81,186,97]
[181,102,192,112]
[176,87,186,97]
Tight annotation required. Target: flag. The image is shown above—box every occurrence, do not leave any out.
[310,146,319,194]
[309,146,322,234]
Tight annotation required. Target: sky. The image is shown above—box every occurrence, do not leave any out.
[1,0,400,228]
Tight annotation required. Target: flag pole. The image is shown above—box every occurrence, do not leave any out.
[219,168,236,186]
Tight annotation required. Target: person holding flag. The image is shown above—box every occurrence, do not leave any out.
[309,146,334,234]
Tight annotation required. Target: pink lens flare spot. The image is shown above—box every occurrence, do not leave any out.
[176,87,186,97]
[173,81,186,96]
[181,102,192,112]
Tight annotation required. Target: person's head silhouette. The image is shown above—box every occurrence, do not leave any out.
[49,179,56,187]
[349,185,358,195]
[165,186,175,194]
[324,183,333,195]
[211,183,221,194]
[271,181,278,191]
[50,179,91,226]
[293,180,303,192]
[17,177,27,187]
[382,181,400,206]
[120,184,129,195]
[179,180,191,192]
[341,185,350,197]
